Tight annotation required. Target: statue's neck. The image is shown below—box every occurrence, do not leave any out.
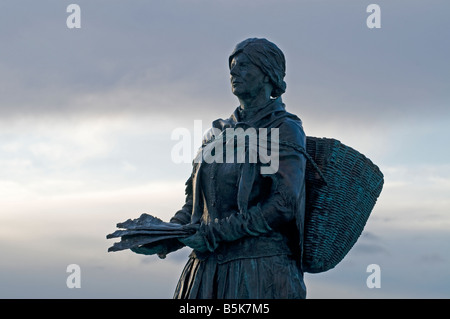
[238,97,273,122]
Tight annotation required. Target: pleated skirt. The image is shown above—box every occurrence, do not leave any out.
[173,253,306,299]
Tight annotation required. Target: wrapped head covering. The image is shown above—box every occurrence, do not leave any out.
[229,38,287,98]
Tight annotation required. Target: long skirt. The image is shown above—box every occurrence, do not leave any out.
[173,253,306,299]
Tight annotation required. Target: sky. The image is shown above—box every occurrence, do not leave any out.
[0,0,449,299]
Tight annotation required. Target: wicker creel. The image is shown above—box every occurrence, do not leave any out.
[301,136,384,273]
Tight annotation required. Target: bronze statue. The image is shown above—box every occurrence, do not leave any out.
[154,38,307,298]
[107,37,384,299]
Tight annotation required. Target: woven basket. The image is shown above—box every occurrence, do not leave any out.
[302,137,384,273]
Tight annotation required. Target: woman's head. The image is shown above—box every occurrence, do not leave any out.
[229,38,286,98]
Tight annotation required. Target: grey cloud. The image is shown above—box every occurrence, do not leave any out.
[361,231,382,241]
[351,243,390,256]
[419,253,446,264]
[351,231,390,256]
[1,0,448,125]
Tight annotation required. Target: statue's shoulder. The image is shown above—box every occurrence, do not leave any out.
[276,113,306,147]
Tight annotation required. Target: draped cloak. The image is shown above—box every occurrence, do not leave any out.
[170,97,307,299]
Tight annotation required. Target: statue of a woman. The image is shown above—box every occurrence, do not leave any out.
[136,38,308,299]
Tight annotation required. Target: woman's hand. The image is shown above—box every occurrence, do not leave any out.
[179,223,211,253]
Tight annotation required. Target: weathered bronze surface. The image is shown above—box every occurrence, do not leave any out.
[170,38,307,298]
[111,38,309,299]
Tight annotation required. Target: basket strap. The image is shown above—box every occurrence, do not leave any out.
[279,140,328,186]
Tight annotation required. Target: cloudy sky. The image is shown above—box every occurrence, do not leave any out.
[0,0,449,298]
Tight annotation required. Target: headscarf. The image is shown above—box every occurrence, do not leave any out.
[229,38,287,98]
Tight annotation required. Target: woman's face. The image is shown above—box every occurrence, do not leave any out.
[230,53,267,99]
